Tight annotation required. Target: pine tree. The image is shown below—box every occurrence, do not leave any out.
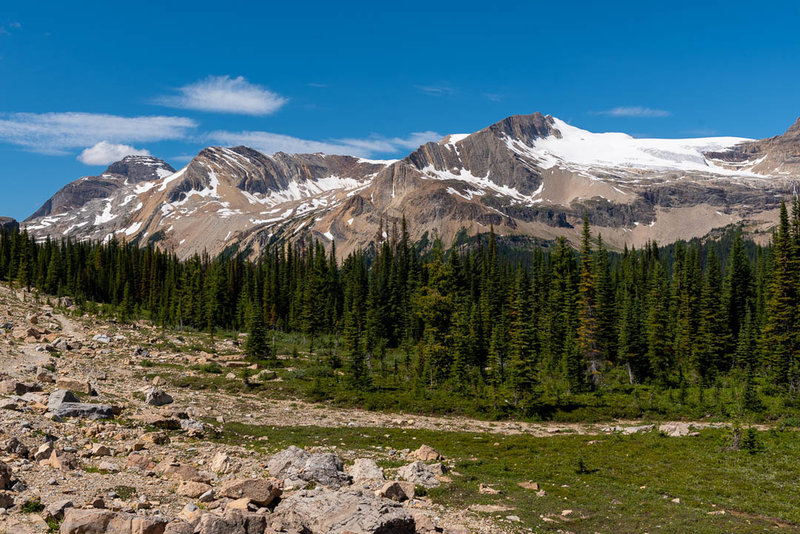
[576,214,601,387]
[245,302,270,360]
[762,201,798,386]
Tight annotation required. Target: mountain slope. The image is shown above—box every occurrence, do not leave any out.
[23,113,800,258]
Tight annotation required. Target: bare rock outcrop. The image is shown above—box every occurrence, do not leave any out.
[269,487,415,534]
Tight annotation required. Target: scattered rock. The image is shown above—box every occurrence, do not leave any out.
[91,443,111,457]
[268,446,350,489]
[219,478,282,506]
[518,480,539,491]
[410,444,442,462]
[92,334,111,344]
[60,508,167,534]
[270,487,415,534]
[55,378,93,394]
[397,461,440,488]
[145,387,174,406]
[177,481,212,499]
[0,461,12,490]
[376,481,415,502]
[349,458,385,482]
[209,452,238,474]
[479,484,501,495]
[44,499,73,521]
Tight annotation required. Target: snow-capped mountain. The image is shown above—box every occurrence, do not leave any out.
[23,113,800,257]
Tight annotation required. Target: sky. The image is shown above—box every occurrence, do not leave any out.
[1,0,799,220]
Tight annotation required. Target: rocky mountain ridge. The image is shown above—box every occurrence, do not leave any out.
[22,113,800,259]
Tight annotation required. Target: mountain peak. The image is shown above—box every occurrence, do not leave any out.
[784,117,800,138]
[484,112,559,143]
[105,155,175,183]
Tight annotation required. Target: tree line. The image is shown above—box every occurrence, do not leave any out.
[2,203,800,415]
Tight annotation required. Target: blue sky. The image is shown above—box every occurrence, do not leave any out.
[1,0,799,220]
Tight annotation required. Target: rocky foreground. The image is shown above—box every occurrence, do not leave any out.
[0,283,727,534]
[0,284,511,534]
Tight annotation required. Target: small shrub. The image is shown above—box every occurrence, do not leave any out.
[114,485,137,500]
[21,497,45,514]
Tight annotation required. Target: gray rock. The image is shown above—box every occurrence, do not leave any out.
[268,446,350,489]
[44,499,73,520]
[270,487,415,534]
[47,389,80,411]
[145,387,174,406]
[397,461,440,488]
[92,334,111,343]
[349,458,385,482]
[3,437,29,458]
[51,402,114,420]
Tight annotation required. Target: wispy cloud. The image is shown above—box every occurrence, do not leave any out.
[0,21,21,35]
[594,106,671,118]
[77,141,151,165]
[155,75,287,116]
[207,130,441,158]
[0,112,196,155]
[414,84,456,97]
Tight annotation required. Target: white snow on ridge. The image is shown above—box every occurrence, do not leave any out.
[94,200,117,226]
[242,175,367,207]
[509,118,758,176]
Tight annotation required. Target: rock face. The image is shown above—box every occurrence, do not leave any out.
[0,217,18,232]
[270,487,416,534]
[27,155,174,220]
[23,114,800,260]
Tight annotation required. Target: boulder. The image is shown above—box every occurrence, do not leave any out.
[397,461,440,488]
[144,387,173,407]
[410,445,442,462]
[55,378,93,395]
[219,478,282,506]
[164,522,194,534]
[44,499,73,521]
[51,402,114,420]
[155,459,199,481]
[268,446,350,488]
[0,490,14,508]
[34,443,54,462]
[48,389,80,410]
[196,508,266,534]
[91,444,111,457]
[376,481,415,502]
[45,449,78,470]
[92,334,111,344]
[3,436,29,458]
[60,508,167,534]
[0,460,12,490]
[270,487,415,534]
[176,481,212,499]
[0,380,32,395]
[348,458,385,482]
[210,452,238,474]
[125,453,156,472]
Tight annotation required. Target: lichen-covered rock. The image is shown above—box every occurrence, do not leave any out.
[348,458,385,482]
[397,461,440,488]
[267,446,350,488]
[270,487,415,534]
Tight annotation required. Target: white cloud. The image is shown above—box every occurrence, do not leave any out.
[77,141,151,165]
[207,130,441,158]
[0,112,196,154]
[595,106,671,118]
[156,75,287,115]
[414,84,456,97]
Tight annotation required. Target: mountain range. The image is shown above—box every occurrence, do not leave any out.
[18,112,800,258]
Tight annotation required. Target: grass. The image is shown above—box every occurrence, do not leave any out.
[211,421,800,533]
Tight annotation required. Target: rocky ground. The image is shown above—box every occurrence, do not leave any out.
[0,284,742,534]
